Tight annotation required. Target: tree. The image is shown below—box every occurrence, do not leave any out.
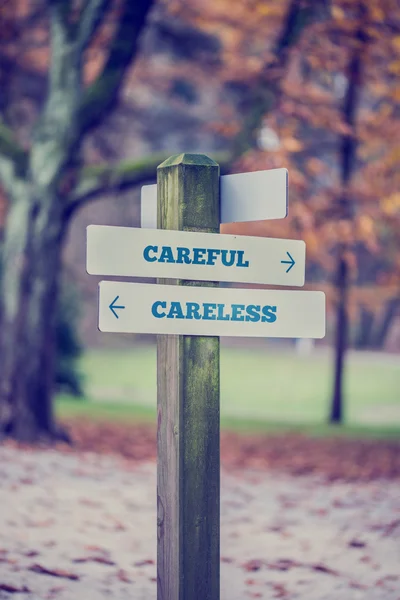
[0,0,156,441]
[330,3,369,423]
[222,0,400,422]
[0,0,324,442]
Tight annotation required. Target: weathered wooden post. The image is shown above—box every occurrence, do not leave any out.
[156,154,220,600]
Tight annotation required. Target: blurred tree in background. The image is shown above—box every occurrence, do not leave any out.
[0,0,156,441]
[55,279,84,398]
[0,0,399,441]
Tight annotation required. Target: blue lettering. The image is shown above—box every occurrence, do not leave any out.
[206,248,220,265]
[159,246,175,263]
[176,247,192,264]
[143,245,158,262]
[217,303,230,321]
[245,305,261,322]
[186,302,201,320]
[152,301,166,318]
[221,249,236,267]
[231,304,245,321]
[261,305,277,323]
[192,247,207,265]
[236,250,250,268]
[203,303,217,320]
[168,301,184,319]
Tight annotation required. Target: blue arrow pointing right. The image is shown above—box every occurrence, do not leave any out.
[281,251,295,273]
[109,295,125,319]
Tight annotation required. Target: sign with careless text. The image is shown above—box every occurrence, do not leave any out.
[98,281,325,338]
[87,225,305,287]
[141,168,288,229]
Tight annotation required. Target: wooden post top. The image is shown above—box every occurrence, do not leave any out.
[157,153,219,169]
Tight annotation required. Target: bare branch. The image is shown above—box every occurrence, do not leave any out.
[0,123,28,178]
[64,154,166,220]
[76,0,112,54]
[64,151,231,221]
[78,0,155,137]
[48,0,74,91]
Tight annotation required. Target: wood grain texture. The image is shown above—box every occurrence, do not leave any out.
[157,154,220,600]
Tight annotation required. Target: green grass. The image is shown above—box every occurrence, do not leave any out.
[56,344,400,439]
[57,395,400,440]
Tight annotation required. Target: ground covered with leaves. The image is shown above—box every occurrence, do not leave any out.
[1,421,399,599]
[65,419,400,482]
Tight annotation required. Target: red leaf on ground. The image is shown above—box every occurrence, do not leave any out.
[269,582,290,598]
[382,519,400,537]
[376,575,399,587]
[29,564,80,581]
[84,545,108,553]
[245,578,256,585]
[310,563,339,576]
[242,559,263,572]
[134,559,155,567]
[72,556,115,566]
[267,558,300,571]
[221,556,234,563]
[116,569,132,583]
[348,539,366,548]
[0,584,30,593]
[60,419,400,482]
[23,550,40,558]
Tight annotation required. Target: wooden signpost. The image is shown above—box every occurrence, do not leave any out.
[86,153,326,600]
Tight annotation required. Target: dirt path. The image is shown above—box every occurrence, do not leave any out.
[0,446,399,599]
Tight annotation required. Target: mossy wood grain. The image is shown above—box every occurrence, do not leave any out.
[157,154,220,600]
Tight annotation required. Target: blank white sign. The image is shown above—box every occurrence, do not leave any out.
[98,281,325,339]
[87,225,305,287]
[141,168,288,228]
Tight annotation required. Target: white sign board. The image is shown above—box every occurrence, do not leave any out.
[87,225,305,287]
[141,168,288,229]
[98,281,325,339]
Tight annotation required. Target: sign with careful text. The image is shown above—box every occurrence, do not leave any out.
[87,225,305,287]
[98,281,325,338]
[141,168,288,229]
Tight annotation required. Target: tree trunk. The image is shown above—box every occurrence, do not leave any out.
[355,305,375,349]
[330,253,348,424]
[0,188,65,442]
[372,296,400,350]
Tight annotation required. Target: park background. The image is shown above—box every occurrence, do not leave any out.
[0,0,399,598]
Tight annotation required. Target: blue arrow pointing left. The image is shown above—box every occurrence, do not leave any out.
[109,295,125,319]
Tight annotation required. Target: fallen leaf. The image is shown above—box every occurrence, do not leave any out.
[269,582,289,598]
[348,539,366,548]
[116,569,132,583]
[29,564,80,581]
[310,563,339,576]
[134,559,155,567]
[383,519,400,537]
[242,559,263,572]
[267,558,300,571]
[72,556,115,566]
[0,583,30,594]
[349,581,368,590]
